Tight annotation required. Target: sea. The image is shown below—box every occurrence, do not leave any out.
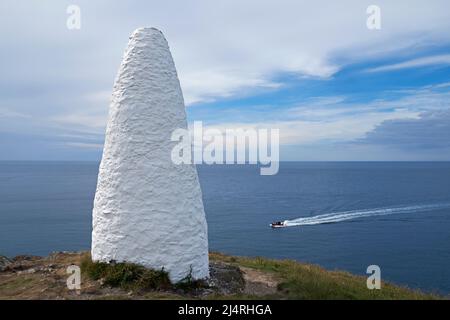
[0,161,449,294]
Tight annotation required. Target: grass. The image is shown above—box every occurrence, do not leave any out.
[209,252,440,300]
[81,251,442,299]
[78,252,442,299]
[0,251,443,299]
[80,254,171,291]
[0,276,38,294]
[80,254,207,293]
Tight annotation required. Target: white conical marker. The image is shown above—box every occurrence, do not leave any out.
[92,27,209,282]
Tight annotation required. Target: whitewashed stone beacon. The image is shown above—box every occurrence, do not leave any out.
[91,27,209,282]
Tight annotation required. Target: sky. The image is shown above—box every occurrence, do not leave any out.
[1,0,450,161]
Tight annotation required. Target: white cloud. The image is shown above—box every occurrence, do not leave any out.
[198,86,450,145]
[84,90,112,105]
[181,70,282,105]
[51,113,107,131]
[366,54,450,73]
[202,109,419,145]
[1,0,450,105]
[0,108,31,119]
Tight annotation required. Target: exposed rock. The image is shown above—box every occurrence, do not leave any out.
[0,255,12,272]
[5,255,42,272]
[208,262,245,295]
[12,255,41,262]
[17,268,37,275]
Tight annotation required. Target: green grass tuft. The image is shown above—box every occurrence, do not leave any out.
[80,254,171,291]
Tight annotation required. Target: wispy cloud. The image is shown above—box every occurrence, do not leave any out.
[0,108,31,119]
[51,113,108,131]
[181,71,282,106]
[366,54,450,73]
[198,84,450,146]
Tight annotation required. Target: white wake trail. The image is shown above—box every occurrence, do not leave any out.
[283,203,450,227]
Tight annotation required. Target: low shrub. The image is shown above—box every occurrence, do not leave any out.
[81,254,171,291]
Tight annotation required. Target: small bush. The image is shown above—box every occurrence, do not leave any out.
[80,258,109,280]
[175,267,208,291]
[136,267,172,290]
[81,254,171,291]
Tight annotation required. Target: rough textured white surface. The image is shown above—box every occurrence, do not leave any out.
[92,27,209,282]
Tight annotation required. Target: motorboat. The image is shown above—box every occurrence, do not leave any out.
[270,221,286,228]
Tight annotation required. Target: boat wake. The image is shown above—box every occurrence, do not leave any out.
[283,203,450,227]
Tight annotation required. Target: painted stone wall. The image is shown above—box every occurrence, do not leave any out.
[92,27,209,282]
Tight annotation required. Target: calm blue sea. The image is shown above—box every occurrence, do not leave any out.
[1,161,449,294]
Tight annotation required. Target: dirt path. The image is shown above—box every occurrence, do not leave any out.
[240,267,280,296]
